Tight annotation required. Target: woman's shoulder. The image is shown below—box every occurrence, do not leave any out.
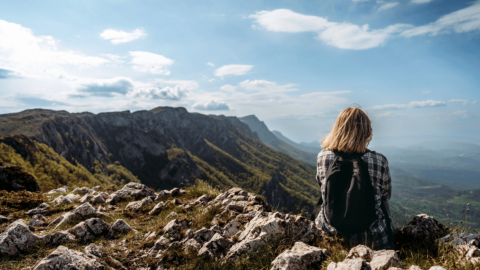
[317,149,335,161]
[364,149,389,164]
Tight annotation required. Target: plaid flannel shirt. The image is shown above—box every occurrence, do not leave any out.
[314,149,394,250]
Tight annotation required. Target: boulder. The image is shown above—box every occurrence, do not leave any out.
[165,211,179,220]
[194,228,215,244]
[107,219,135,238]
[72,218,110,244]
[73,187,93,195]
[33,245,104,270]
[85,243,103,258]
[80,194,95,204]
[65,193,81,202]
[396,214,446,244]
[327,258,370,270]
[125,196,153,212]
[27,218,45,227]
[271,242,328,270]
[52,195,73,205]
[163,219,189,240]
[109,182,155,200]
[46,186,69,194]
[41,231,76,245]
[225,212,322,261]
[328,245,401,270]
[149,202,165,215]
[0,219,41,256]
[184,238,202,252]
[223,220,241,238]
[198,233,231,258]
[26,203,50,216]
[50,202,98,229]
[91,195,106,205]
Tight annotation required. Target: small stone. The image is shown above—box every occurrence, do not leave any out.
[408,266,422,270]
[198,233,231,258]
[429,267,447,270]
[26,203,50,216]
[73,187,93,195]
[165,211,179,220]
[27,218,45,227]
[52,195,73,205]
[0,215,11,224]
[91,195,106,205]
[107,219,135,238]
[125,196,153,212]
[85,243,103,257]
[80,194,95,203]
[149,202,165,215]
[65,193,81,202]
[46,186,69,194]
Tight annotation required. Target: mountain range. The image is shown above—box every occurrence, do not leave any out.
[0,107,320,214]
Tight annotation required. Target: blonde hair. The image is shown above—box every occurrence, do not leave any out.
[321,107,372,153]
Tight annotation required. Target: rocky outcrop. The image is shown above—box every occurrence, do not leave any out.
[0,164,40,192]
[125,196,153,212]
[49,202,100,229]
[107,219,135,238]
[72,218,110,244]
[396,214,446,245]
[270,242,328,270]
[327,245,402,270]
[106,182,155,204]
[26,203,50,216]
[439,233,480,264]
[33,245,105,270]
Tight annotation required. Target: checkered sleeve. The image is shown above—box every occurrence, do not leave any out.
[382,158,392,201]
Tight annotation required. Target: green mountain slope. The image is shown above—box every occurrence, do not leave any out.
[272,130,321,154]
[239,115,317,165]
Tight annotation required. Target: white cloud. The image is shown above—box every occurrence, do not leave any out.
[411,0,432,4]
[102,54,125,63]
[449,99,469,105]
[208,78,215,82]
[249,9,332,33]
[100,28,146,44]
[371,100,446,110]
[378,2,399,12]
[474,101,478,105]
[422,90,431,94]
[249,9,412,50]
[192,100,230,111]
[129,51,174,75]
[130,85,188,100]
[75,77,133,97]
[238,79,298,92]
[402,1,480,37]
[0,19,108,78]
[207,62,215,67]
[215,65,253,76]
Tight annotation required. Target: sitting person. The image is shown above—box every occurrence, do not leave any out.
[314,107,394,250]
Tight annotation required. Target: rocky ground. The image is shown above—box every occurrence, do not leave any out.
[1,181,480,269]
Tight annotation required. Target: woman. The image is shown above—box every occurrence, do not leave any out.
[314,107,394,250]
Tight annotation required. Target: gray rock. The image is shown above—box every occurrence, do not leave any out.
[26,203,50,216]
[52,195,73,205]
[85,243,103,257]
[125,196,153,212]
[408,266,422,270]
[429,267,447,270]
[149,202,165,215]
[163,219,189,240]
[149,236,171,256]
[165,211,179,220]
[398,214,446,243]
[80,194,95,204]
[223,220,241,239]
[107,219,135,238]
[91,195,106,205]
[194,228,215,244]
[225,212,322,261]
[330,245,401,270]
[72,218,109,243]
[27,218,45,227]
[198,233,231,258]
[33,245,104,270]
[65,193,81,202]
[46,186,69,194]
[0,219,41,256]
[42,231,76,245]
[111,182,155,199]
[271,242,328,270]
[184,238,202,252]
[51,202,98,229]
[155,190,168,200]
[73,187,93,195]
[327,258,370,270]
[92,186,101,191]
[97,206,106,212]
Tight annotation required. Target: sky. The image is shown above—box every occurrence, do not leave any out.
[0,0,479,145]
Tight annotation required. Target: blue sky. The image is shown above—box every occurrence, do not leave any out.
[0,0,479,144]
